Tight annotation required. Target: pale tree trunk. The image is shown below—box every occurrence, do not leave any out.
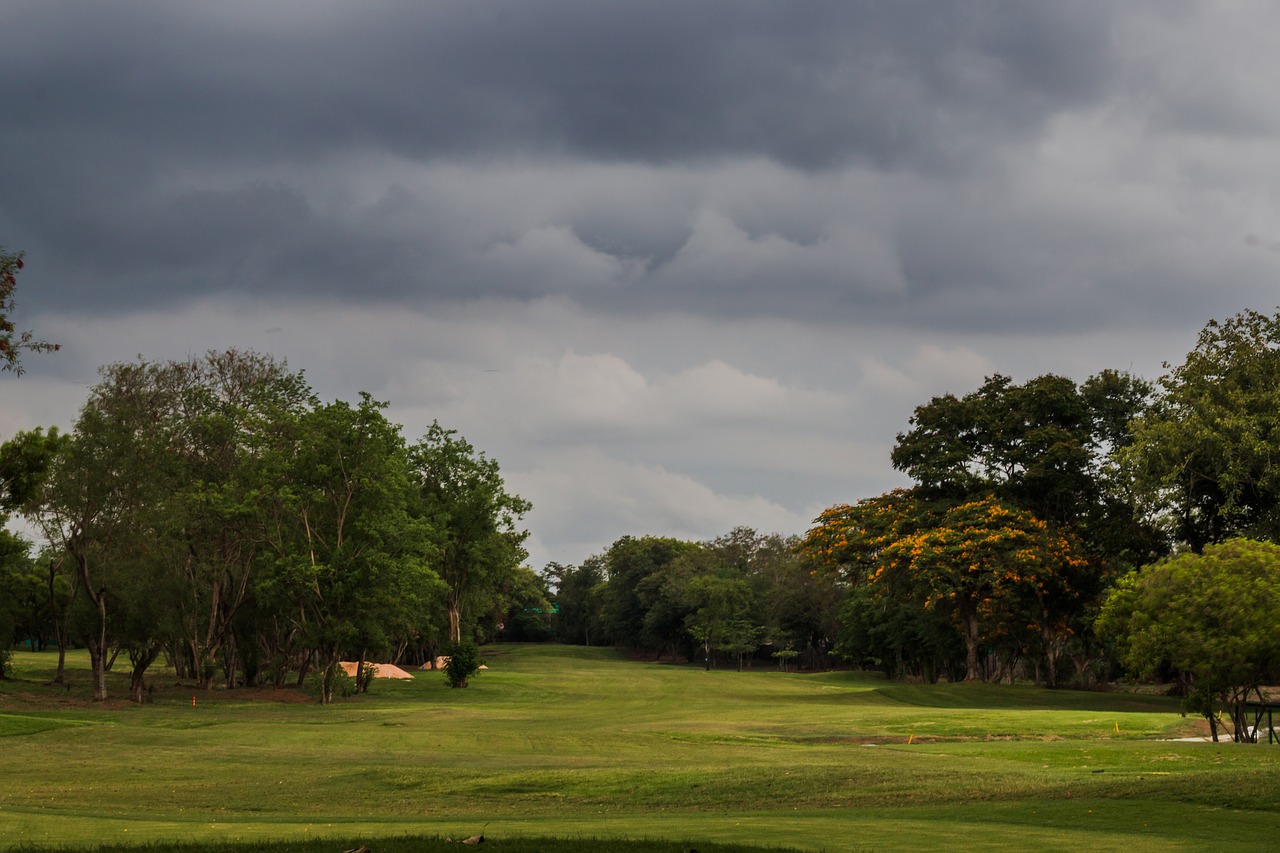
[223,631,238,689]
[85,573,110,699]
[48,559,73,685]
[448,594,463,644]
[1038,601,1063,689]
[88,594,109,701]
[1069,651,1095,688]
[1043,637,1060,689]
[317,648,342,705]
[67,543,113,701]
[54,642,67,684]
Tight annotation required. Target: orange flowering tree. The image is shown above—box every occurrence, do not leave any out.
[797,491,955,678]
[797,489,940,580]
[879,497,1090,683]
[800,491,1092,684]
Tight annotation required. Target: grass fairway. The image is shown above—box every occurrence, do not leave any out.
[2,645,1279,852]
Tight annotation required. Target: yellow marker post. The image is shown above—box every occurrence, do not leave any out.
[907,734,914,745]
[1114,722,1120,734]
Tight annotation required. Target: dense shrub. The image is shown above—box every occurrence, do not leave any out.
[444,640,482,688]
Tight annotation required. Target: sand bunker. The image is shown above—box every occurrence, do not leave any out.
[338,662,415,679]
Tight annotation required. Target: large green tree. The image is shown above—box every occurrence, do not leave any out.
[598,535,700,652]
[892,373,1091,513]
[1123,309,1280,551]
[409,423,530,644]
[141,351,314,689]
[680,569,760,671]
[1099,538,1280,741]
[884,370,1164,684]
[14,352,316,698]
[264,395,439,704]
[798,491,955,679]
[892,371,1160,563]
[22,362,164,700]
[800,492,1092,684]
[879,497,1091,684]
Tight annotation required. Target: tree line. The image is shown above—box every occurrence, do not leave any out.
[5,308,1280,731]
[544,368,1155,684]
[542,308,1280,741]
[0,350,538,703]
[546,528,836,672]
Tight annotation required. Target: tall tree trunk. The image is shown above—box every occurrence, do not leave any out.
[84,573,110,701]
[317,648,342,705]
[222,631,239,689]
[48,560,70,684]
[447,595,462,644]
[1069,652,1095,688]
[961,604,982,682]
[355,647,369,694]
[55,642,67,683]
[129,644,161,704]
[295,649,313,687]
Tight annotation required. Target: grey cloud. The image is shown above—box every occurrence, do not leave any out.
[11,0,1280,572]
[4,1,1277,336]
[3,2,1117,171]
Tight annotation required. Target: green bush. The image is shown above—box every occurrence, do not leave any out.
[307,663,356,701]
[443,641,482,688]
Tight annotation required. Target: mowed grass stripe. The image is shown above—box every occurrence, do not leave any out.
[3,644,1279,851]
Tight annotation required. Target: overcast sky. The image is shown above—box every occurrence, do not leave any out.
[4,1,1279,569]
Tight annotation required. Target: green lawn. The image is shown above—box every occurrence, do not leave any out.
[2,645,1278,852]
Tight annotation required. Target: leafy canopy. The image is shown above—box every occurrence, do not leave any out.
[1099,538,1280,740]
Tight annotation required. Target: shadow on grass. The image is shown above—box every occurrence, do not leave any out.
[10,838,804,853]
[873,682,1182,713]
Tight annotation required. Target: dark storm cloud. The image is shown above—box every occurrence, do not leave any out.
[3,0,1267,333]
[3,2,1116,169]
